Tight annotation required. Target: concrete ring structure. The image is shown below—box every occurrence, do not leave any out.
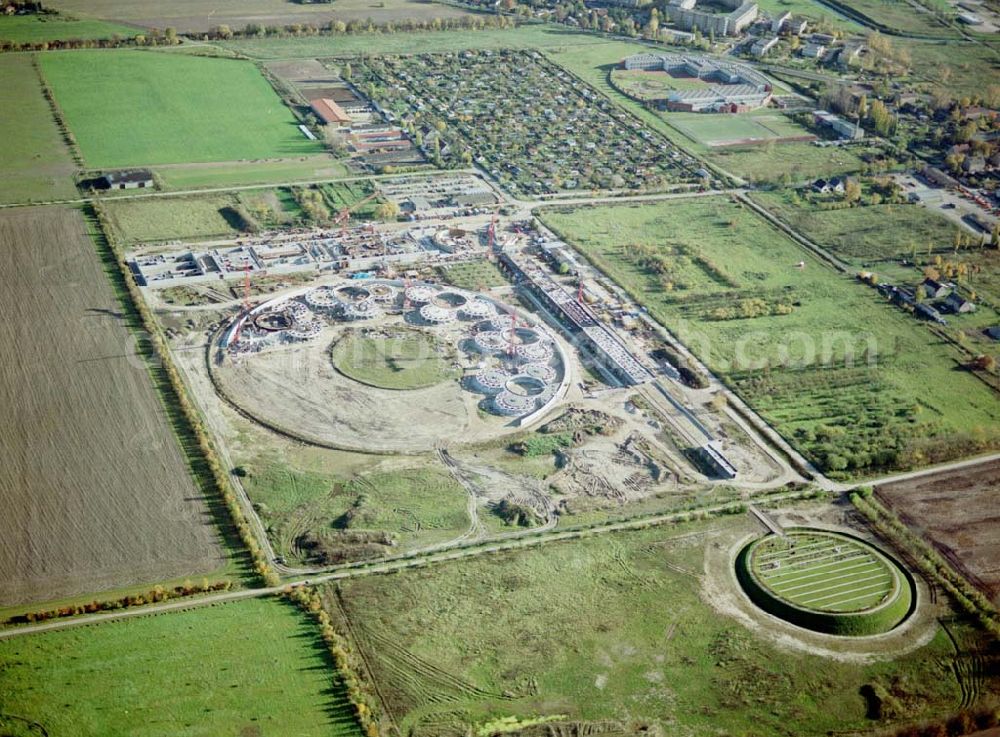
[471,367,509,394]
[285,300,311,320]
[523,362,558,383]
[515,340,554,363]
[433,290,470,309]
[473,330,508,354]
[287,318,323,341]
[404,285,436,304]
[216,277,572,450]
[419,303,457,324]
[493,390,539,416]
[369,283,398,303]
[305,287,340,310]
[253,310,293,332]
[460,299,495,320]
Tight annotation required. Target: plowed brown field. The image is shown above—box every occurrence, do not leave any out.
[877,461,1000,605]
[0,207,224,608]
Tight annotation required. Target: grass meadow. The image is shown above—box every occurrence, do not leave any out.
[220,24,610,59]
[750,190,962,263]
[101,195,240,243]
[40,50,323,167]
[331,516,960,736]
[539,198,1000,475]
[240,458,469,563]
[154,156,349,191]
[0,598,362,737]
[0,55,78,204]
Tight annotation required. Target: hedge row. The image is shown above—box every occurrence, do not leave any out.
[852,490,1000,639]
[735,532,914,636]
[5,580,232,625]
[285,586,380,737]
[90,201,279,588]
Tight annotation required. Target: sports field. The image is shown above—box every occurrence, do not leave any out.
[668,111,814,147]
[0,598,362,737]
[611,69,711,99]
[40,50,323,168]
[751,533,896,612]
[0,55,77,204]
[332,328,458,390]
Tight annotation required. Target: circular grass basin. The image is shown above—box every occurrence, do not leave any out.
[331,328,458,391]
[736,528,915,636]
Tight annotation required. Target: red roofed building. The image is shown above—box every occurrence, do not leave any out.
[309,98,351,126]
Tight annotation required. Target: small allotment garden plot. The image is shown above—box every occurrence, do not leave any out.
[353,49,698,196]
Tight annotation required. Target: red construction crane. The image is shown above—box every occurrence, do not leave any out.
[334,192,380,234]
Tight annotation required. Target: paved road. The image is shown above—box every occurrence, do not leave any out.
[864,451,1000,488]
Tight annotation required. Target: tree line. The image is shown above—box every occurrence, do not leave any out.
[6,580,232,625]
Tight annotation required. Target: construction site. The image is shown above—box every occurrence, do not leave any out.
[140,200,788,570]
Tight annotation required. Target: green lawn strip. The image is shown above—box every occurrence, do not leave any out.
[538,198,1000,475]
[438,260,508,289]
[0,15,138,43]
[0,597,362,737]
[0,55,77,204]
[40,50,322,168]
[332,517,958,733]
[154,156,349,191]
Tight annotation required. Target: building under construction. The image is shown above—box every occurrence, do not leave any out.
[497,251,654,387]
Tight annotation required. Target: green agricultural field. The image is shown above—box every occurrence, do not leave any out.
[539,198,1000,476]
[755,0,864,27]
[321,180,379,218]
[40,50,323,168]
[219,24,609,60]
[705,140,867,183]
[154,156,349,191]
[100,195,240,243]
[330,515,963,736]
[750,190,963,262]
[0,14,138,43]
[332,328,459,390]
[240,458,469,563]
[438,260,508,290]
[0,598,361,737]
[0,55,78,204]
